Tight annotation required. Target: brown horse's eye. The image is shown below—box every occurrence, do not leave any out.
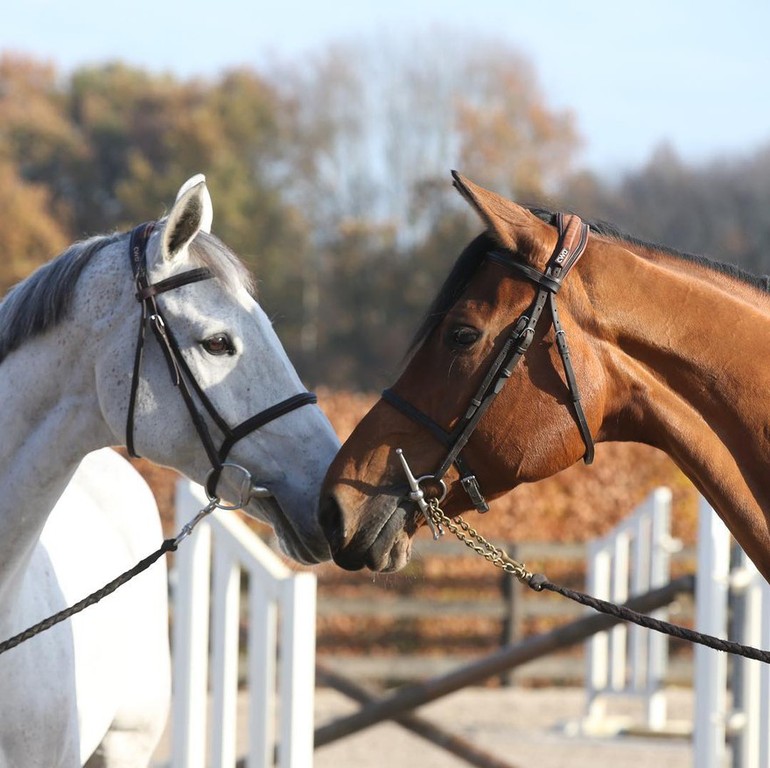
[201,333,236,356]
[447,325,480,349]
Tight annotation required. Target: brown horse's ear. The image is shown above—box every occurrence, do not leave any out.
[451,171,557,265]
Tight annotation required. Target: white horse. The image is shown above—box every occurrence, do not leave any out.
[0,175,340,768]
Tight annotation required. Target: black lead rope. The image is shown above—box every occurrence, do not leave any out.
[0,539,178,657]
[0,484,228,657]
[527,573,770,664]
[428,501,770,665]
[7,539,770,664]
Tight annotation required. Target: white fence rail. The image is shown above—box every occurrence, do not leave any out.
[171,479,317,768]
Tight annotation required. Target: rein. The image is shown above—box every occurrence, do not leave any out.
[424,499,770,665]
[0,495,217,657]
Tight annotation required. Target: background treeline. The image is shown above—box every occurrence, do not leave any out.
[3,34,770,391]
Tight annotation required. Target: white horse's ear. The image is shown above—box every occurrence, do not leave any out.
[161,176,213,261]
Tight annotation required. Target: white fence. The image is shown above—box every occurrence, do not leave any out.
[584,491,770,767]
[583,487,678,732]
[171,479,317,768]
[167,478,770,767]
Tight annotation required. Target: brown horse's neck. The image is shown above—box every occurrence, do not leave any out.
[591,241,770,579]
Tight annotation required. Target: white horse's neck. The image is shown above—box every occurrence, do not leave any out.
[0,293,117,607]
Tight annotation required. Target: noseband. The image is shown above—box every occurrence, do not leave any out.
[125,222,317,503]
[383,213,593,528]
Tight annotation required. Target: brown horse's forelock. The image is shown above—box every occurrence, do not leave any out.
[408,207,770,358]
[408,232,496,355]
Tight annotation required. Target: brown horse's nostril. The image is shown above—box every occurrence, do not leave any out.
[319,493,345,554]
[319,493,369,571]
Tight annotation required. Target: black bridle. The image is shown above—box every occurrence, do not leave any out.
[125,222,317,502]
[383,213,593,525]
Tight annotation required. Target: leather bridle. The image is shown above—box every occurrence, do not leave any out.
[125,222,317,503]
[383,213,593,527]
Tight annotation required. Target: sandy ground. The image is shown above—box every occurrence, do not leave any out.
[152,685,697,768]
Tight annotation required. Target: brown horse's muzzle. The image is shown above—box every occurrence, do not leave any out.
[319,489,415,572]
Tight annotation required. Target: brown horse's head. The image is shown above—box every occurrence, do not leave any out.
[320,173,610,572]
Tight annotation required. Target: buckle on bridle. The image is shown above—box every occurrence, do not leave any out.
[460,475,489,513]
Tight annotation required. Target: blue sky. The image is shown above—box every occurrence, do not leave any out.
[3,0,770,175]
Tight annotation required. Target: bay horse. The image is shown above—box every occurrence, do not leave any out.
[0,175,340,767]
[320,171,770,585]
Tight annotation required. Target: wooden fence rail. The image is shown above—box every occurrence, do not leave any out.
[315,539,696,685]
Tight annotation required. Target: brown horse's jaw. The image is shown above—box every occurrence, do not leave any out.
[319,493,415,572]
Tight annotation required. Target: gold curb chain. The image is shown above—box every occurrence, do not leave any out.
[427,499,532,583]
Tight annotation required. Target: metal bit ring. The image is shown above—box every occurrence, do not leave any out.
[415,474,448,505]
[205,462,269,510]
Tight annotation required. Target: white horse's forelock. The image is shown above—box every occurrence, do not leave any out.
[188,230,256,296]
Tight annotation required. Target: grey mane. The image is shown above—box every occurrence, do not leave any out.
[0,226,255,366]
[0,234,117,365]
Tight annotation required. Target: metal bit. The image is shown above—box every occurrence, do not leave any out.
[396,448,441,540]
[249,484,272,499]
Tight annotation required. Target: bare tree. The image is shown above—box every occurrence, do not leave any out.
[272,29,581,249]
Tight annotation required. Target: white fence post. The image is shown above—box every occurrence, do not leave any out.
[646,489,673,730]
[278,574,317,768]
[171,479,317,768]
[695,508,770,768]
[172,495,211,768]
[759,578,770,768]
[585,493,770,763]
[693,499,731,768]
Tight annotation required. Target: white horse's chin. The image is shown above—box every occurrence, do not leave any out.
[244,497,331,565]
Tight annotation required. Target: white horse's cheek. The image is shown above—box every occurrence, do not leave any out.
[95,368,131,442]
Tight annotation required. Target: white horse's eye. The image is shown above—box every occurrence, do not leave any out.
[201,333,236,356]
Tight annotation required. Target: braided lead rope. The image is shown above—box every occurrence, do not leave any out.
[429,502,770,664]
[530,575,770,663]
[0,498,217,657]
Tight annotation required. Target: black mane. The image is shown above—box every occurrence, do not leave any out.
[409,208,770,353]
[530,207,770,295]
